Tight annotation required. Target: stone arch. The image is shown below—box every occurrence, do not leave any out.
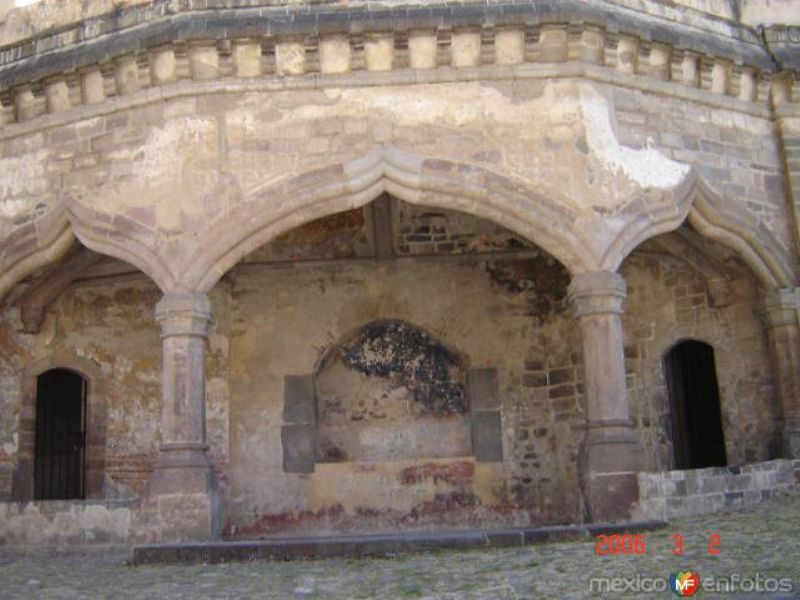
[603,169,795,289]
[184,148,597,293]
[67,199,181,293]
[13,353,108,501]
[0,202,176,304]
[0,207,74,302]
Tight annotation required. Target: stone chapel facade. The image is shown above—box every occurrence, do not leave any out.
[0,0,798,546]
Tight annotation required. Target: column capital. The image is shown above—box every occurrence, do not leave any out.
[761,287,799,329]
[568,270,627,317]
[155,293,212,338]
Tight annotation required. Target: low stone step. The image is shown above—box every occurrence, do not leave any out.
[131,520,666,565]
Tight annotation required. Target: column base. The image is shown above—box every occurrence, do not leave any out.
[783,427,800,459]
[149,443,221,542]
[579,422,646,522]
[154,491,221,542]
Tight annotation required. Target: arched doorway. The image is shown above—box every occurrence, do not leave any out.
[34,369,87,500]
[664,340,727,469]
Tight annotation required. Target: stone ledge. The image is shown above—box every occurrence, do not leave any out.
[131,519,666,564]
[0,59,774,144]
[0,0,767,67]
[0,0,785,132]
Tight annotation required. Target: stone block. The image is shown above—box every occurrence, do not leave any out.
[538,25,567,63]
[282,424,316,473]
[156,492,218,542]
[495,28,524,65]
[580,26,604,64]
[45,79,70,114]
[150,47,176,84]
[14,86,38,121]
[189,43,221,80]
[686,475,703,495]
[637,474,660,499]
[471,410,503,462]
[408,29,437,69]
[744,490,761,505]
[725,474,752,492]
[233,41,262,78]
[364,32,394,71]
[585,472,640,522]
[700,477,723,495]
[661,479,677,496]
[115,55,139,94]
[451,29,481,68]
[283,375,316,424]
[666,496,686,519]
[711,59,730,95]
[703,493,725,513]
[616,35,639,74]
[724,491,745,508]
[467,368,499,410]
[81,69,105,104]
[681,52,700,87]
[275,40,305,75]
[320,34,351,74]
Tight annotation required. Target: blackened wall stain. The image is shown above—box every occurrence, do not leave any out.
[340,321,466,414]
[264,207,369,260]
[484,256,570,318]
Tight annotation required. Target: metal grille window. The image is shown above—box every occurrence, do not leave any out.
[33,369,87,500]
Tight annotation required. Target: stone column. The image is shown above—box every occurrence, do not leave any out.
[150,293,219,541]
[568,271,645,522]
[761,288,800,458]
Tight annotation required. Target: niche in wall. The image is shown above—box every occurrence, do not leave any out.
[316,320,470,463]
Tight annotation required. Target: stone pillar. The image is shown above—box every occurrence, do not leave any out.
[568,271,645,522]
[761,288,800,458]
[150,293,220,541]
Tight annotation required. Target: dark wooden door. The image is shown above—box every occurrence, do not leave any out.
[34,369,86,500]
[665,341,727,470]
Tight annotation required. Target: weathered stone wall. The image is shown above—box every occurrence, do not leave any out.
[622,244,781,470]
[1,67,795,300]
[0,0,797,543]
[0,207,784,539]
[216,208,778,537]
[0,499,132,548]
[610,84,792,261]
[634,459,797,520]
[224,256,558,535]
[0,275,231,501]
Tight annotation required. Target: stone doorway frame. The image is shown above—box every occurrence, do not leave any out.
[13,354,108,501]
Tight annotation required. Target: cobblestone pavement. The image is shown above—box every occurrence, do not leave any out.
[0,495,798,599]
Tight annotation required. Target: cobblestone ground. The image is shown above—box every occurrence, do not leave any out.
[1,496,798,599]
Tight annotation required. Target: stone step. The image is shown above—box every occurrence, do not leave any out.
[132,520,666,565]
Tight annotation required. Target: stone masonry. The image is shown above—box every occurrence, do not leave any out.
[0,0,799,546]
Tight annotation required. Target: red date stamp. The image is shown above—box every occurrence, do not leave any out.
[595,532,721,556]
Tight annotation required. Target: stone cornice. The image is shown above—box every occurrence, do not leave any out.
[0,5,787,133]
[763,25,800,71]
[0,0,767,64]
[0,59,778,143]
